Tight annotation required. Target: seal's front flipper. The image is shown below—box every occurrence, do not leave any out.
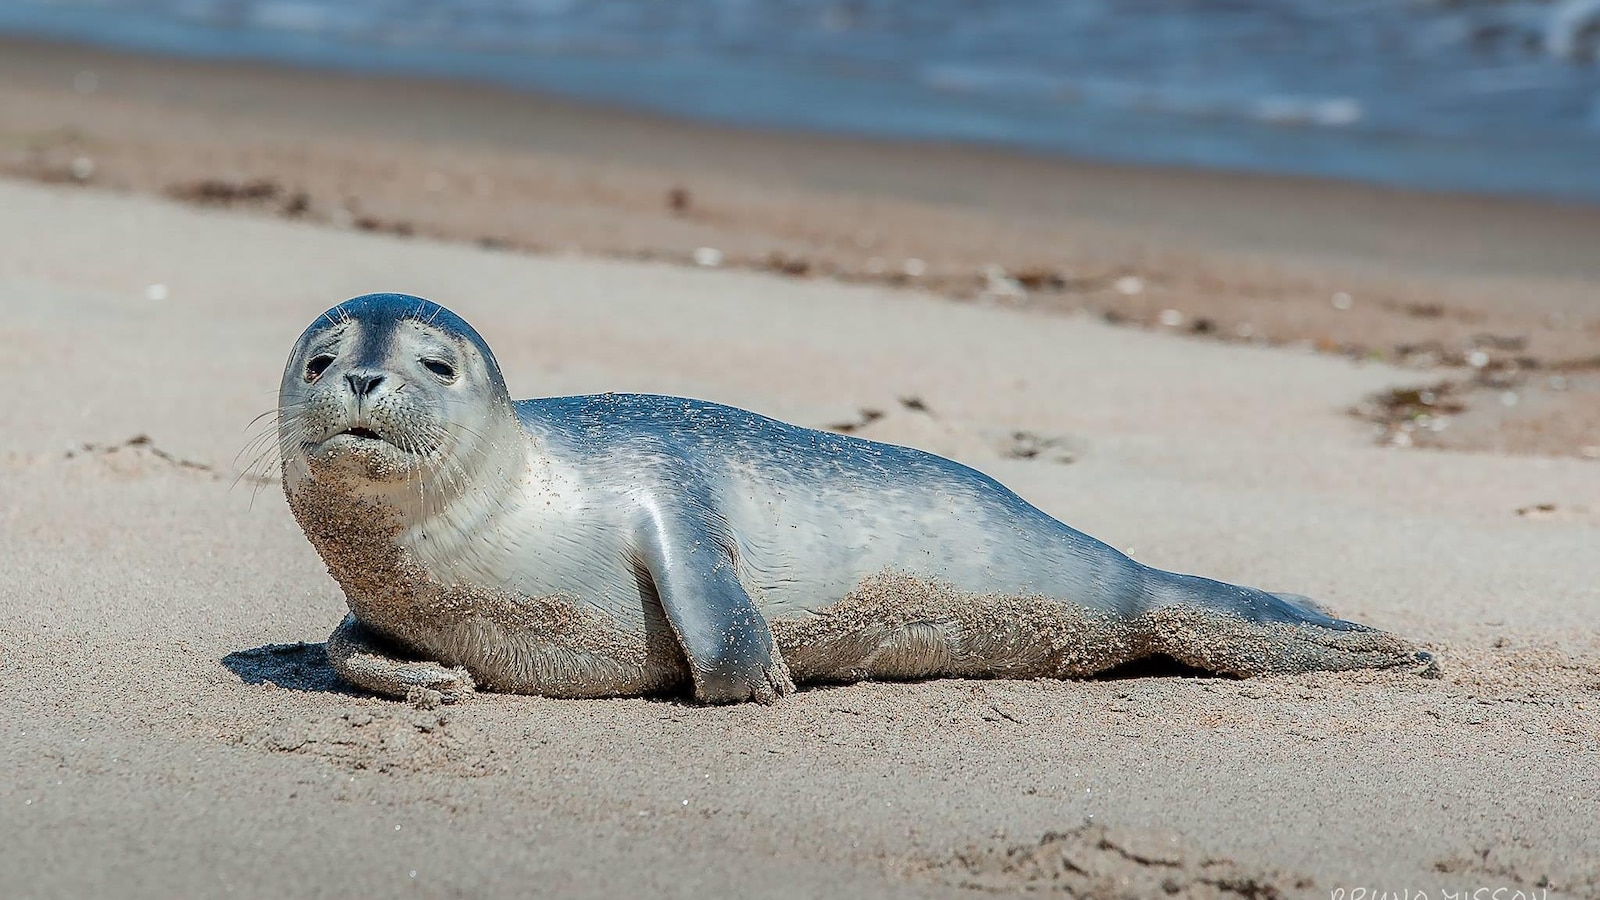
[634,509,794,704]
[325,614,477,707]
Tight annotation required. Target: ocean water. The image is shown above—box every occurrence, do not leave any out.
[3,0,1600,202]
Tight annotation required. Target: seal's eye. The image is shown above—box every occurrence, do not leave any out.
[305,354,335,382]
[421,358,457,382]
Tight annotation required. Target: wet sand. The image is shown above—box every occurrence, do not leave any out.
[2,37,1599,460]
[0,177,1596,898]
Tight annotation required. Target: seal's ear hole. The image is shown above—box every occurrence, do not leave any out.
[305,354,334,382]
[421,358,458,382]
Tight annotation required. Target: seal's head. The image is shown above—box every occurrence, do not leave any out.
[278,293,513,500]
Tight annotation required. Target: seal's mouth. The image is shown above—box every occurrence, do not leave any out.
[311,426,406,453]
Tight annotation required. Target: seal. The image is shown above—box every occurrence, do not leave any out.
[277,293,1435,705]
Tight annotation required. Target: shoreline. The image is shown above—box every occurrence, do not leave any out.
[2,35,1597,458]
[6,12,1600,206]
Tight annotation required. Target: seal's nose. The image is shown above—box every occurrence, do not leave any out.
[345,371,386,397]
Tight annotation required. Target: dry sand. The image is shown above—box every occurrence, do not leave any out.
[3,38,1600,460]
[1,177,1596,898]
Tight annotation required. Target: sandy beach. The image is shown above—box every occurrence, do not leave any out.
[3,38,1600,460]
[2,177,1597,897]
[1,39,1597,900]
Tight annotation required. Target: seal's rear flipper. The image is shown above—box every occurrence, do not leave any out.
[1142,571,1439,678]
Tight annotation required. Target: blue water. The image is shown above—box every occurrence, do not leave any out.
[4,0,1600,202]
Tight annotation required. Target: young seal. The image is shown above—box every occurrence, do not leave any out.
[277,293,1434,705]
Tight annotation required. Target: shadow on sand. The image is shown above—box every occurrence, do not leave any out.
[1088,654,1227,681]
[222,641,359,695]
[220,643,1225,702]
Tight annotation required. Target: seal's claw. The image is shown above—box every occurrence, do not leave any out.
[396,663,476,699]
[406,685,445,709]
[757,659,797,704]
[694,655,794,705]
[404,673,475,709]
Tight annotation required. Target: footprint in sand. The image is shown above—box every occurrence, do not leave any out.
[822,397,1080,465]
[927,823,1313,898]
[1515,502,1591,522]
[49,434,274,485]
